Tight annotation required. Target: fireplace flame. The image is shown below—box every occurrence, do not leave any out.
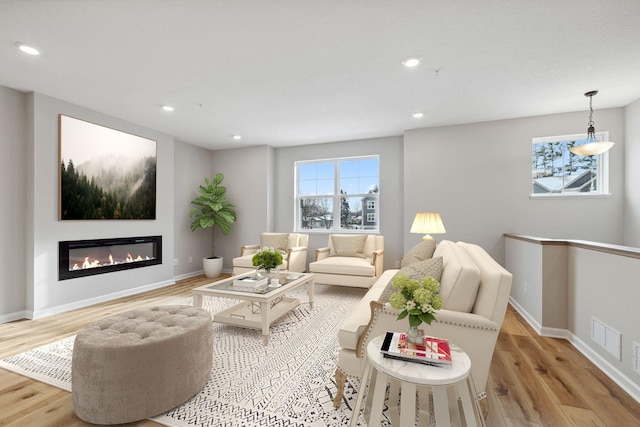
[70,252,154,271]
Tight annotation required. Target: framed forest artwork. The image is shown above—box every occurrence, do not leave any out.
[58,115,157,220]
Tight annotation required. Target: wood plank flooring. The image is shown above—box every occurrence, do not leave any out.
[1,275,639,426]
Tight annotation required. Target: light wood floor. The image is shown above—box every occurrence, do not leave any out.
[1,275,639,426]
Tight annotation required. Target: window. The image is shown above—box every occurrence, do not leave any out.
[295,156,379,231]
[531,132,610,197]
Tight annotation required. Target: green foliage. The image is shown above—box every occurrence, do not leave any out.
[251,247,284,271]
[60,157,156,220]
[189,173,237,256]
[388,274,443,328]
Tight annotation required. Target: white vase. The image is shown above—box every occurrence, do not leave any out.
[203,256,223,278]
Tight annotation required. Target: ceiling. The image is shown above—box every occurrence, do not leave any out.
[2,1,640,150]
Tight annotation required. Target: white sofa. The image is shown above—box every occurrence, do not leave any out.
[232,233,309,275]
[308,234,384,288]
[333,240,512,412]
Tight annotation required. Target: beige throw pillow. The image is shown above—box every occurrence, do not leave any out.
[400,240,437,268]
[378,257,444,303]
[330,235,367,258]
[260,233,289,254]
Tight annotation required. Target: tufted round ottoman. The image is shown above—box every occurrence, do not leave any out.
[72,305,212,425]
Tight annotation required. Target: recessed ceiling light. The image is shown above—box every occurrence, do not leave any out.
[412,112,424,119]
[402,56,421,68]
[16,42,40,55]
[162,105,174,112]
[232,135,242,140]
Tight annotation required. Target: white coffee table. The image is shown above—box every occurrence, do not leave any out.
[350,334,485,426]
[192,271,315,344]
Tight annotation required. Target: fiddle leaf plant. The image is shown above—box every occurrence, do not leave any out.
[189,173,237,257]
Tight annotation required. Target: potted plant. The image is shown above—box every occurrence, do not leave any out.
[189,173,237,278]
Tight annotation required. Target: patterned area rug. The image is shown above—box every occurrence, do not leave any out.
[0,285,387,427]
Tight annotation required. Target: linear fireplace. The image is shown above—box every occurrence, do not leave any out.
[59,236,162,280]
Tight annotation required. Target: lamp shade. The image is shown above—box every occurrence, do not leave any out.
[569,140,614,156]
[410,212,446,240]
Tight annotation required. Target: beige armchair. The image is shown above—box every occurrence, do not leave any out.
[308,234,384,288]
[232,233,309,275]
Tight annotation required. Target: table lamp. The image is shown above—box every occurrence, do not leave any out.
[410,212,446,240]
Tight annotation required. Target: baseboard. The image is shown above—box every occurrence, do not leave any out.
[508,300,640,404]
[0,310,28,324]
[30,279,176,320]
[567,332,640,404]
[174,269,204,281]
[508,297,542,334]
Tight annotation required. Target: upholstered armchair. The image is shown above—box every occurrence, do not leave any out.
[308,234,384,288]
[232,233,309,275]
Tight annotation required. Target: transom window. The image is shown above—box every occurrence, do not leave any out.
[531,132,610,197]
[295,156,379,231]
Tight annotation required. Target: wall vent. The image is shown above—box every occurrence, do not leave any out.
[634,342,640,375]
[591,316,621,361]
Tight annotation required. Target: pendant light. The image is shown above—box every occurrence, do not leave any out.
[569,90,614,156]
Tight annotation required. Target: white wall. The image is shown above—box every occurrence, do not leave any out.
[0,86,28,321]
[624,98,640,247]
[274,136,404,269]
[173,140,214,277]
[27,93,176,318]
[404,108,625,264]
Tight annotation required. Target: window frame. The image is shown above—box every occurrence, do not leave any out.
[530,132,611,199]
[294,155,380,232]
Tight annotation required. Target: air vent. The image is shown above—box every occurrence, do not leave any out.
[634,342,640,375]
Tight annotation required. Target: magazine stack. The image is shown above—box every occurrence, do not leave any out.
[233,276,268,292]
[380,330,452,366]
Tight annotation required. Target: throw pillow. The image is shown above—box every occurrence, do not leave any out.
[378,257,444,303]
[260,233,289,254]
[400,240,437,268]
[330,235,367,258]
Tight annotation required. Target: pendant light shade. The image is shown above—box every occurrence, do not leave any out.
[569,90,614,156]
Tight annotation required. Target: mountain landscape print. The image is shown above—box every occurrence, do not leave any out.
[59,115,157,220]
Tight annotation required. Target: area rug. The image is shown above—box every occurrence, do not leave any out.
[0,285,389,427]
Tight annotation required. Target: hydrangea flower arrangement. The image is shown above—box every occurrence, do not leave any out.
[252,247,284,272]
[389,274,443,327]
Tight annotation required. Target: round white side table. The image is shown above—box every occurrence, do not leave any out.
[349,334,485,427]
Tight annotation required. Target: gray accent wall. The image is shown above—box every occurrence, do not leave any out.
[0,86,28,320]
[624,97,640,247]
[403,108,625,264]
[173,140,214,277]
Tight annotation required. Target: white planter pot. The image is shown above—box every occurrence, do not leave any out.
[203,256,223,278]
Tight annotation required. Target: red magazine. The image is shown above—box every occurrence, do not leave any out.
[380,331,452,366]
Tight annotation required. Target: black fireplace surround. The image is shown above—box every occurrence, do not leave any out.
[59,236,162,280]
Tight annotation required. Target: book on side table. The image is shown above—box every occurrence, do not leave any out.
[380,331,452,366]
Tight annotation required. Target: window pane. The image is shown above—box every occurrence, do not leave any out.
[298,198,333,230]
[531,135,603,195]
[340,196,363,230]
[339,177,359,195]
[295,156,379,231]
